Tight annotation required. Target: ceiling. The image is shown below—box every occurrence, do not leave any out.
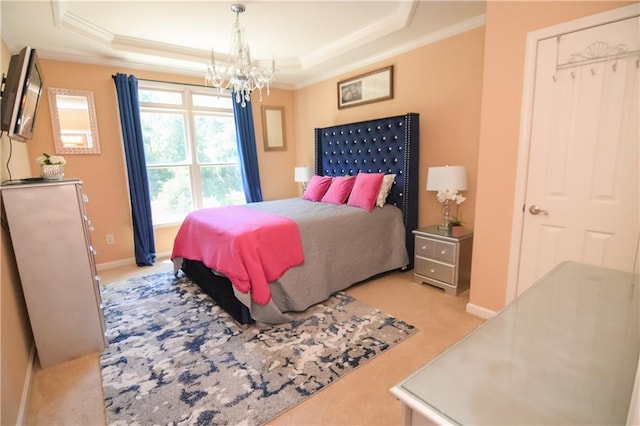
[1,1,486,89]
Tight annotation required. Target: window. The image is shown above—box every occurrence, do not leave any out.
[138,82,245,226]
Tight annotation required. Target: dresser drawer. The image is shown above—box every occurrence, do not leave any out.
[434,240,456,264]
[415,257,455,285]
[415,235,436,258]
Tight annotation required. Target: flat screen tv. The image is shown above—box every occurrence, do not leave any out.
[1,46,44,141]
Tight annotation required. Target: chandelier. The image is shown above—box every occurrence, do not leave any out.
[205,3,276,107]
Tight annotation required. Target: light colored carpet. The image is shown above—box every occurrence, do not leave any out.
[99,272,416,425]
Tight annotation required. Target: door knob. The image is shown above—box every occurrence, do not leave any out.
[528,205,549,215]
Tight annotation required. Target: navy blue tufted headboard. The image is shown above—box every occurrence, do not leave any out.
[314,113,419,268]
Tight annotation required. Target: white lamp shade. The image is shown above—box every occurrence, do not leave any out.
[426,166,467,191]
[294,166,314,183]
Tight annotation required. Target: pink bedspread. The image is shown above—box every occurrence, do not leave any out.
[171,206,304,305]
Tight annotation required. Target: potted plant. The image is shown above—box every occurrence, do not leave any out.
[36,153,66,180]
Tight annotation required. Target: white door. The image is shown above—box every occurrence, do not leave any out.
[515,15,639,296]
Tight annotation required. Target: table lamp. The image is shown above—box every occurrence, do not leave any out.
[294,166,314,191]
[426,165,467,230]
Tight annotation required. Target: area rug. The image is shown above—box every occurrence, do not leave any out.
[99,271,416,425]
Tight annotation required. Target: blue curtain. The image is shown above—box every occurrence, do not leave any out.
[112,73,156,266]
[232,96,263,202]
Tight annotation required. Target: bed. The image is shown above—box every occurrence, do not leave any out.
[173,112,419,324]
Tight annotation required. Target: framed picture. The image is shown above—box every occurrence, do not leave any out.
[337,65,393,109]
[261,106,286,151]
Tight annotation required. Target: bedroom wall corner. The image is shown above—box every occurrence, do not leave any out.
[253,89,298,201]
[0,35,33,425]
[0,39,30,183]
[0,38,37,426]
[0,228,34,426]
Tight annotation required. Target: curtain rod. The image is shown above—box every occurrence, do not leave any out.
[111,74,213,89]
[138,78,210,89]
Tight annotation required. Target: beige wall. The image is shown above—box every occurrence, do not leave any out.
[470,0,635,311]
[0,224,32,426]
[255,90,298,201]
[294,26,485,230]
[0,40,30,183]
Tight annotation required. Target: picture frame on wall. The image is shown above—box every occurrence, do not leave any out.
[337,65,394,109]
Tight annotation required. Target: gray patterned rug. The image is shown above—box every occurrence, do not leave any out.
[99,271,416,425]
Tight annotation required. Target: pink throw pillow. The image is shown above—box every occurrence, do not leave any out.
[347,173,385,211]
[303,175,332,201]
[321,176,356,204]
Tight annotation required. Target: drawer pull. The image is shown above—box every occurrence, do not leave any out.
[422,245,427,250]
[441,250,447,255]
[430,268,435,273]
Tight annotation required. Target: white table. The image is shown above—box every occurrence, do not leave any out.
[391,261,639,425]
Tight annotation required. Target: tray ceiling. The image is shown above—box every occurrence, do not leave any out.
[1,1,486,89]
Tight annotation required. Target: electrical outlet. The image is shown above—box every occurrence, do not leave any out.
[106,234,115,245]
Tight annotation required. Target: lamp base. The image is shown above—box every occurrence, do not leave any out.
[438,200,452,232]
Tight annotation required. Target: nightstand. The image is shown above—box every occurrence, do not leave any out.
[413,225,473,296]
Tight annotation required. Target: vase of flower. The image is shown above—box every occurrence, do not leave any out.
[36,153,66,180]
[435,189,466,231]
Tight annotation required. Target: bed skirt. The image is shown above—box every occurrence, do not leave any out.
[181,259,253,324]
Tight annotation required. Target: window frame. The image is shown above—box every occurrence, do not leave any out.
[137,80,240,227]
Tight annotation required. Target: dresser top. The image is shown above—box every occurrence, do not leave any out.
[413,225,473,240]
[394,261,639,424]
[1,178,82,189]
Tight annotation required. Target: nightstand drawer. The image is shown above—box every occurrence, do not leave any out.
[415,257,455,285]
[434,240,456,264]
[415,236,436,258]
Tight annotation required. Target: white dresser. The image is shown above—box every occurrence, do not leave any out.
[1,179,107,368]
[392,262,639,425]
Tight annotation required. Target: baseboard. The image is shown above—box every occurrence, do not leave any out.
[16,344,35,426]
[96,251,172,271]
[466,302,495,319]
[96,257,135,271]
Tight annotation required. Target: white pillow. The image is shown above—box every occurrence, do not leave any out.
[376,174,396,207]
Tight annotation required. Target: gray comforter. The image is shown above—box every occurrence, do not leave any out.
[175,197,408,323]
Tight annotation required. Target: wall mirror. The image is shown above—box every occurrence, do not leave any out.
[48,87,101,154]
[261,106,286,151]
